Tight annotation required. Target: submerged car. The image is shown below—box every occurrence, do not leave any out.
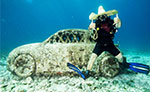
[7,29,120,78]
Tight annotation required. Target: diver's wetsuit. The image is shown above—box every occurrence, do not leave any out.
[92,15,120,56]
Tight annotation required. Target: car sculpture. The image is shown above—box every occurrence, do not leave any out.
[7,29,120,78]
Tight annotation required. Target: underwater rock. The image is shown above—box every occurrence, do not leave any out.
[7,29,121,78]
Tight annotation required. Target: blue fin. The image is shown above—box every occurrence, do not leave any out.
[129,63,149,69]
[128,63,150,74]
[67,63,81,71]
[67,63,85,79]
[129,67,149,74]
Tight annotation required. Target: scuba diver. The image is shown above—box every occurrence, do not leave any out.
[87,6,123,72]
[85,6,149,78]
[67,6,150,80]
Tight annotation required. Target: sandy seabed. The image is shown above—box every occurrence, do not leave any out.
[0,52,150,92]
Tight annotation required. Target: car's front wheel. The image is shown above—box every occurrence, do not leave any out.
[9,53,36,77]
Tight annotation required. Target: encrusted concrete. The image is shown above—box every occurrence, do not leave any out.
[7,29,120,78]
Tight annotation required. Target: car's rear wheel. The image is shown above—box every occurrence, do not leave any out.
[99,52,120,78]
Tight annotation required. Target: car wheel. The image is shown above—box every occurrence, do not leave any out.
[13,53,36,77]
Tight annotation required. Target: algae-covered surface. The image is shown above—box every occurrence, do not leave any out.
[0,52,150,92]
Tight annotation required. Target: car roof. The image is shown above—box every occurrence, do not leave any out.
[43,29,95,44]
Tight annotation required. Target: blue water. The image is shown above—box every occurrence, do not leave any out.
[1,0,150,56]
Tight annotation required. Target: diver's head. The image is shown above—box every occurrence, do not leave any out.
[95,15,115,32]
[89,14,110,30]
[97,14,108,23]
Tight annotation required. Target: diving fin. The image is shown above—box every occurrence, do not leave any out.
[67,63,85,79]
[121,57,150,74]
[128,63,150,74]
